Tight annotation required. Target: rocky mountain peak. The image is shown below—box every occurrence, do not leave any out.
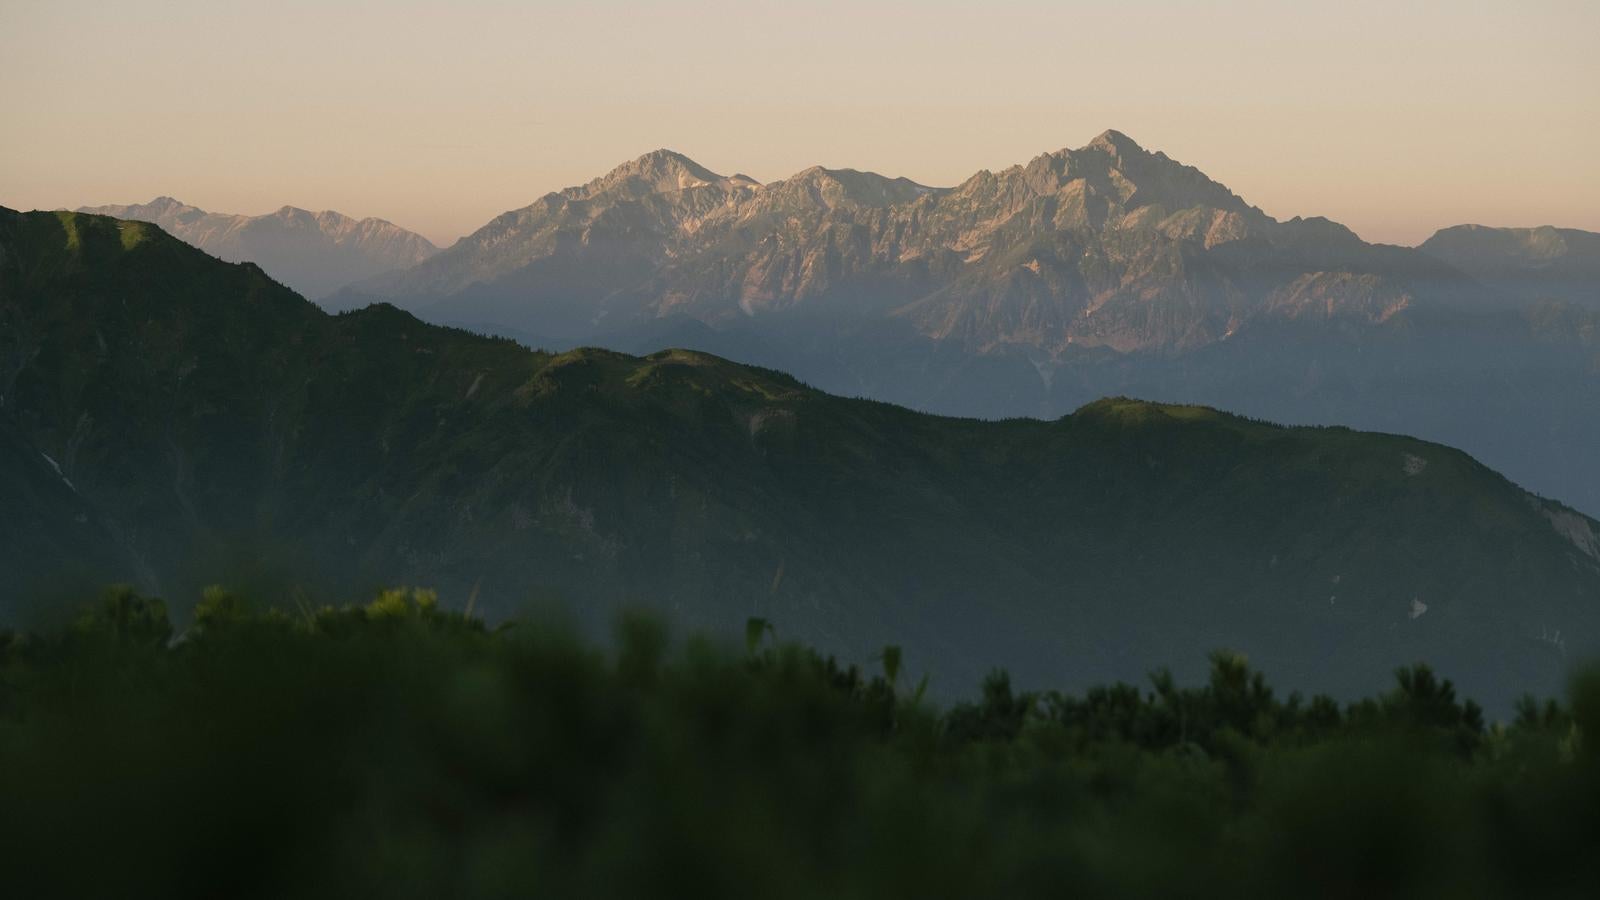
[1085,128,1146,157]
[577,149,745,201]
[121,196,206,220]
[270,205,320,224]
[1060,131,1255,218]
[145,195,194,212]
[766,166,938,210]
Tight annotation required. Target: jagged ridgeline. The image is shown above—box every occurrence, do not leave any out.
[2,207,1598,708]
[75,197,439,301]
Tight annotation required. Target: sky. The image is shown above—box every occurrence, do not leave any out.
[1,0,1596,248]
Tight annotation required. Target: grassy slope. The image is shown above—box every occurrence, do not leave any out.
[2,207,1598,708]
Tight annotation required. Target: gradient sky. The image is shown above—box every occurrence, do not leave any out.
[2,0,1595,248]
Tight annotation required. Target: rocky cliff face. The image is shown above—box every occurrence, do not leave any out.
[77,197,438,299]
[343,131,1469,353]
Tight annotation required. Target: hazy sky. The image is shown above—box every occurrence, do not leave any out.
[2,0,1595,247]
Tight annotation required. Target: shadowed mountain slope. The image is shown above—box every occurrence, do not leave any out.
[4,207,1598,708]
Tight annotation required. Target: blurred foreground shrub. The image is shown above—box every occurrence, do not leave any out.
[0,586,1596,899]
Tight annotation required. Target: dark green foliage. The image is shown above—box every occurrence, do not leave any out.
[946,669,1036,742]
[879,643,902,687]
[1,588,1597,899]
[72,584,172,647]
[191,583,248,631]
[744,615,774,655]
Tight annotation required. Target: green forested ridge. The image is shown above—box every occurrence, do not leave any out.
[2,207,1599,710]
[0,587,1596,899]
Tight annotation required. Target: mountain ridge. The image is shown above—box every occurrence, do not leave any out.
[75,197,439,300]
[336,131,1469,353]
[1419,223,1600,309]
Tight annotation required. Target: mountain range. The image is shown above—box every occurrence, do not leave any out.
[3,205,1597,709]
[326,132,1600,518]
[342,131,1476,347]
[75,197,438,299]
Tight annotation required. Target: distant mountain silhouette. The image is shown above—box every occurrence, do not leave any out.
[1420,224,1600,308]
[77,197,437,299]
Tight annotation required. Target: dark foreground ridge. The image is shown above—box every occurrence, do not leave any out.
[1,587,1597,899]
[3,207,1599,711]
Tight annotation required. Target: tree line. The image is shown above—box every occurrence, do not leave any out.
[0,585,1595,898]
